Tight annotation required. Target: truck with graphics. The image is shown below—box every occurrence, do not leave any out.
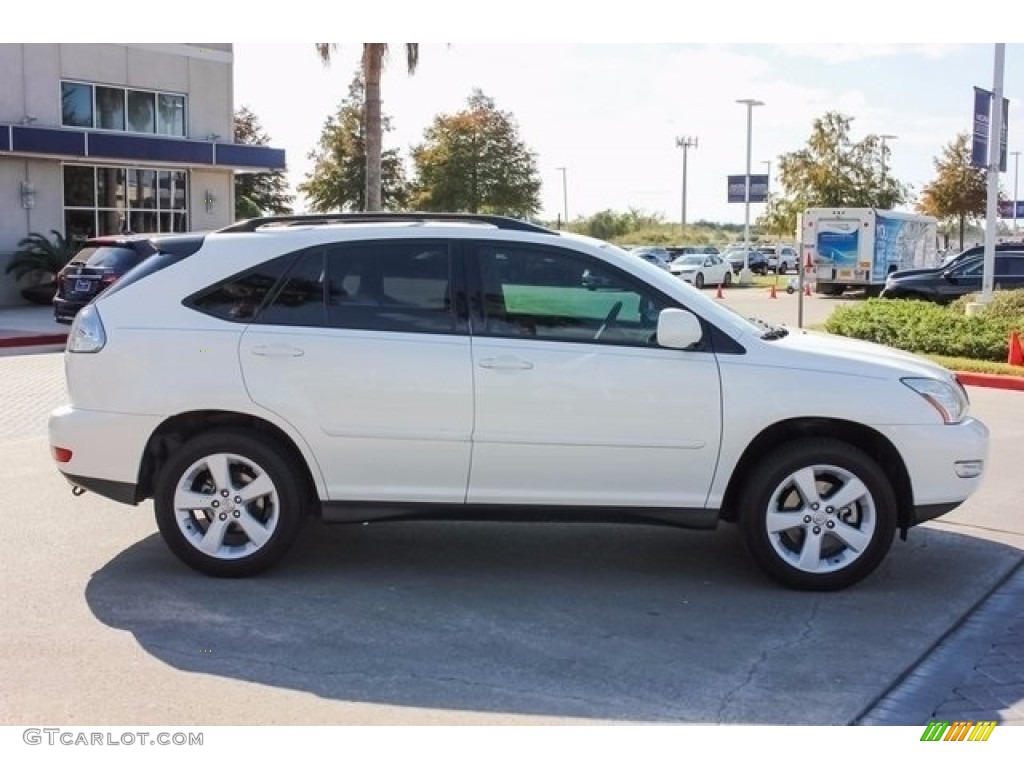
[799,208,938,296]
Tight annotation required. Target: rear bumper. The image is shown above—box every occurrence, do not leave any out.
[49,405,162,505]
[59,471,139,505]
[53,296,88,324]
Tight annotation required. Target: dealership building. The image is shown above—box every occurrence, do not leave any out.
[0,43,285,305]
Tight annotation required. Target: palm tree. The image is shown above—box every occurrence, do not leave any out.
[315,43,419,212]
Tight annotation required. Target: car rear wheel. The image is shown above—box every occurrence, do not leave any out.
[695,273,705,289]
[738,438,897,591]
[723,271,732,287]
[154,429,306,577]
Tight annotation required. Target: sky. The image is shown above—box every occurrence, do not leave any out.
[12,2,1024,229]
[233,40,1024,226]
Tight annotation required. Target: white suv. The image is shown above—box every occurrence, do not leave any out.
[49,214,989,590]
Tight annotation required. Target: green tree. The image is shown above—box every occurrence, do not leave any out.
[315,43,419,212]
[916,133,989,250]
[297,75,408,212]
[233,106,293,219]
[411,89,541,217]
[758,112,908,236]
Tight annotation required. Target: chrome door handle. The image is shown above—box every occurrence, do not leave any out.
[478,356,533,371]
[251,344,305,357]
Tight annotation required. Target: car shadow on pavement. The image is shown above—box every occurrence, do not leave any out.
[85,520,1022,724]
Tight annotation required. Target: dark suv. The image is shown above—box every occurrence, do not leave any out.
[880,252,1024,303]
[53,235,161,324]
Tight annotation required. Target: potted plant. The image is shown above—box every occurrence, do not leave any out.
[4,230,79,305]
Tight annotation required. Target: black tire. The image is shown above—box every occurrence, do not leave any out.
[695,272,705,289]
[154,429,307,577]
[738,438,897,591]
[723,271,732,287]
[779,262,789,275]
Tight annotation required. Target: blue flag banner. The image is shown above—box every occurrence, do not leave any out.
[972,86,990,169]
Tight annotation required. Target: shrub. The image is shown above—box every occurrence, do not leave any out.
[823,296,1023,362]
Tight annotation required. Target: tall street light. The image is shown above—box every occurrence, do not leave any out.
[676,136,698,231]
[879,134,898,193]
[556,166,568,229]
[737,98,764,285]
[1012,150,1021,235]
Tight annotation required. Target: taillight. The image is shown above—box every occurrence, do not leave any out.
[52,446,73,463]
[101,274,117,285]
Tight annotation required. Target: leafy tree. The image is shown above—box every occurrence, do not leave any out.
[411,89,541,217]
[316,43,419,212]
[758,112,908,237]
[916,133,989,250]
[233,106,293,218]
[298,75,408,212]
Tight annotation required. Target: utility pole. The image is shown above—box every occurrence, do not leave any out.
[736,99,764,285]
[675,136,698,231]
[556,167,568,229]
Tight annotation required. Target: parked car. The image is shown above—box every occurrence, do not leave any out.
[725,247,769,275]
[53,234,161,324]
[889,242,1024,282]
[630,246,672,270]
[880,252,1024,303]
[667,245,722,260]
[49,212,988,591]
[670,253,733,288]
[759,244,799,274]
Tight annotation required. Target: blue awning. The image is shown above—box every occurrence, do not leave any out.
[0,124,285,171]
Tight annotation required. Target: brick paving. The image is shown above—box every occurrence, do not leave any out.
[0,352,69,441]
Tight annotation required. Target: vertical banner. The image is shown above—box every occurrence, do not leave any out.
[973,87,1010,171]
[972,87,991,169]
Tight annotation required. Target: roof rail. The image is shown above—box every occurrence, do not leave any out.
[217,212,553,234]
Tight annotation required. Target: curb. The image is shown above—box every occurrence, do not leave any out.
[0,333,67,350]
[955,371,1024,392]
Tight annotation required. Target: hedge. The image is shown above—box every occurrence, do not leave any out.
[822,290,1024,362]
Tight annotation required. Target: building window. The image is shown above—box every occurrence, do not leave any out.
[61,82,93,128]
[63,164,189,241]
[60,81,187,137]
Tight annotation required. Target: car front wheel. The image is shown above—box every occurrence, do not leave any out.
[738,439,897,591]
[154,429,307,577]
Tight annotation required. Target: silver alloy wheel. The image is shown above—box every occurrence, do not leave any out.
[763,463,877,574]
[172,452,280,561]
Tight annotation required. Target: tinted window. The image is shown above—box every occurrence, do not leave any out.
[188,255,295,322]
[475,244,669,346]
[954,259,984,277]
[326,241,456,334]
[72,245,145,271]
[257,250,327,327]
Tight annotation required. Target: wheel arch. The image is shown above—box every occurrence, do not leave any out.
[136,410,325,508]
[718,417,914,530]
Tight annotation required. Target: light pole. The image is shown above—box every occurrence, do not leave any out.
[1012,150,1021,235]
[736,98,764,285]
[556,167,568,229]
[676,136,698,231]
[879,134,898,194]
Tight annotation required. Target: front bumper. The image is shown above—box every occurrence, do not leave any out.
[878,416,990,521]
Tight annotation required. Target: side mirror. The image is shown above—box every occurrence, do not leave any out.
[657,308,703,349]
[942,270,956,282]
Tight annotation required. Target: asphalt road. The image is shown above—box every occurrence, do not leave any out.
[0,351,1021,726]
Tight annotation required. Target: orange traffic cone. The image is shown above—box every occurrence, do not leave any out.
[1009,329,1024,367]
[769,283,778,299]
[716,282,724,299]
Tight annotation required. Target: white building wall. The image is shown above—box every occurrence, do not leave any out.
[0,43,235,306]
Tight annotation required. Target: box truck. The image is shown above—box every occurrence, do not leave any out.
[799,208,938,296]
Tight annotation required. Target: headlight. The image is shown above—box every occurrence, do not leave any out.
[902,377,968,424]
[67,304,107,353]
